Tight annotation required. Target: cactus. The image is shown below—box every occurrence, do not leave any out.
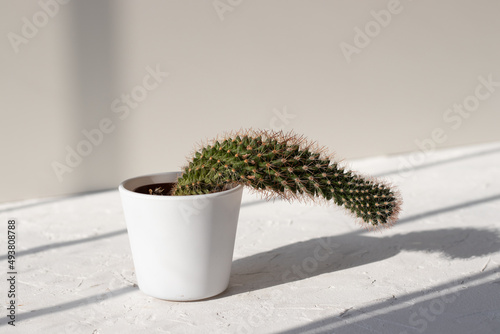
[172,129,402,228]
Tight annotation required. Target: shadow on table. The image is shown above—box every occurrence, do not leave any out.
[274,266,500,334]
[373,145,500,177]
[219,225,500,332]
[0,229,127,261]
[218,227,500,299]
[218,190,500,299]
[0,188,115,213]
[0,285,137,327]
[395,194,500,226]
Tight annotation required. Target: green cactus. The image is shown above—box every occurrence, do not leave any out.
[172,129,402,228]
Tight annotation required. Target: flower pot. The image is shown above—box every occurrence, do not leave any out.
[119,172,243,301]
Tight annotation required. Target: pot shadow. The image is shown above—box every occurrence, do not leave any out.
[216,227,500,298]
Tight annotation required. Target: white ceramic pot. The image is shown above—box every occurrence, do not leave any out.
[119,172,243,301]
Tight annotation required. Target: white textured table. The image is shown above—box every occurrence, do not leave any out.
[1,142,500,334]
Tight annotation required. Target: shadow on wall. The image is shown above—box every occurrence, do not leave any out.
[219,227,500,298]
[65,0,122,191]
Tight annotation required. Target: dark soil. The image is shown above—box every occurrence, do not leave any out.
[134,183,175,196]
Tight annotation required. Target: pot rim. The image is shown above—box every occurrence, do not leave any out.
[119,171,243,201]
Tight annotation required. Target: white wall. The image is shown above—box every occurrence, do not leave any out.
[1,0,500,202]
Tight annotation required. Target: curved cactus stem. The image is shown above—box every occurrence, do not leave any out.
[172,129,402,228]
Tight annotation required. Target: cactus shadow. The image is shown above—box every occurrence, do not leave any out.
[218,227,500,298]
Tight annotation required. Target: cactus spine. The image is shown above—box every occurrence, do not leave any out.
[172,130,401,228]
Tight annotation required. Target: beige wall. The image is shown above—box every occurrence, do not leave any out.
[1,0,500,202]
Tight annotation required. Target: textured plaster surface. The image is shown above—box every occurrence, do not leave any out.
[1,142,500,333]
